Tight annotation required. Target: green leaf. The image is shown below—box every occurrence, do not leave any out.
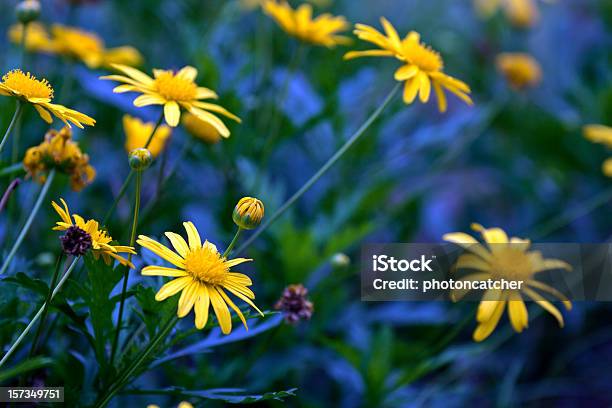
[83,256,123,373]
[134,284,177,338]
[0,357,53,383]
[3,272,49,297]
[126,387,298,404]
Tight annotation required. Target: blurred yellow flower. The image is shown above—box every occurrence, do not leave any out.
[0,69,95,128]
[473,0,553,28]
[182,112,222,144]
[50,24,142,69]
[262,0,350,47]
[102,65,241,134]
[345,19,472,112]
[8,22,55,53]
[444,223,572,342]
[137,222,263,333]
[123,114,170,158]
[496,52,542,89]
[52,198,136,267]
[583,124,612,177]
[23,127,96,191]
[147,402,193,408]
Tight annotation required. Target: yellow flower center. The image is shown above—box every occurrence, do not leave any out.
[2,69,54,100]
[488,249,534,281]
[184,246,228,285]
[153,71,197,102]
[403,42,443,72]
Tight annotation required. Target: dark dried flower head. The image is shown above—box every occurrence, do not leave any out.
[60,225,92,256]
[275,284,314,324]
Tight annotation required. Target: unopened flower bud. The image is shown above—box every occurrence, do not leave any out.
[128,148,152,171]
[232,197,264,230]
[15,0,41,24]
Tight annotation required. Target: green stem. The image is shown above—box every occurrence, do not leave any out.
[144,113,164,149]
[103,170,134,225]
[0,101,23,155]
[28,252,65,357]
[110,170,143,365]
[0,256,79,368]
[236,83,401,255]
[0,169,56,275]
[223,228,242,258]
[94,315,178,408]
[0,163,25,178]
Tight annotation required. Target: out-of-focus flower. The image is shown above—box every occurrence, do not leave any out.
[123,114,170,157]
[147,402,193,408]
[8,23,55,53]
[331,252,350,267]
[444,223,572,342]
[275,284,314,324]
[182,112,222,144]
[233,197,264,230]
[8,24,142,68]
[583,124,612,177]
[473,0,553,28]
[345,19,472,112]
[496,53,542,89]
[128,148,153,171]
[52,198,136,266]
[262,0,350,48]
[137,222,263,333]
[0,69,95,128]
[241,0,332,10]
[102,65,241,133]
[50,24,142,68]
[15,0,41,24]
[23,127,96,191]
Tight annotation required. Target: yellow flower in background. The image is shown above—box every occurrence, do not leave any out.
[147,402,193,408]
[473,0,554,28]
[8,22,55,53]
[496,53,542,89]
[0,69,95,128]
[583,124,612,177]
[182,112,222,144]
[242,0,332,10]
[50,24,143,69]
[123,115,171,157]
[101,65,241,134]
[23,127,96,191]
[52,198,136,267]
[137,222,264,333]
[262,0,350,47]
[444,223,572,342]
[344,19,472,112]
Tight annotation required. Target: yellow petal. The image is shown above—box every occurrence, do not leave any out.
[523,287,566,327]
[183,221,201,250]
[210,287,232,334]
[177,281,199,318]
[403,77,420,104]
[418,72,431,103]
[217,287,248,330]
[177,66,198,81]
[164,101,181,127]
[194,285,211,329]
[508,291,529,332]
[394,64,419,81]
[164,232,189,258]
[473,299,506,341]
[141,266,188,277]
[155,276,192,301]
[137,235,185,268]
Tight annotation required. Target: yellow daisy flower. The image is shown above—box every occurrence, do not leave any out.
[496,52,542,89]
[50,24,143,69]
[262,0,350,47]
[137,222,264,334]
[583,124,612,177]
[101,65,241,134]
[52,198,136,268]
[344,19,472,112]
[123,114,171,158]
[23,126,96,191]
[0,69,95,128]
[444,223,572,342]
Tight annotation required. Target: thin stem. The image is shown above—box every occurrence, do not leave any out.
[0,178,21,213]
[0,163,25,178]
[103,170,134,225]
[236,83,401,255]
[0,169,56,275]
[144,113,164,149]
[94,315,178,408]
[222,228,242,258]
[19,22,29,67]
[0,101,23,155]
[110,170,143,365]
[0,256,79,368]
[28,252,65,357]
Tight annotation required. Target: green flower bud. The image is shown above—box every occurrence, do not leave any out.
[128,148,153,171]
[232,197,264,230]
[15,0,41,24]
